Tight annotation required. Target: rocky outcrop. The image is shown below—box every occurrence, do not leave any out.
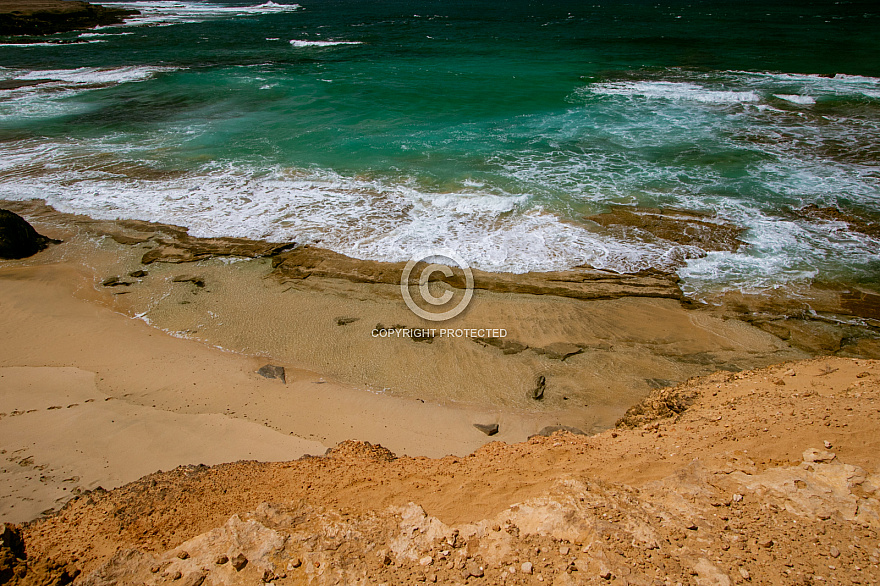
[794,204,880,238]
[0,209,60,259]
[256,365,286,384]
[587,206,747,253]
[272,245,684,301]
[0,0,139,36]
[615,376,703,429]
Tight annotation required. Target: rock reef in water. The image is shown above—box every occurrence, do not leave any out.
[586,205,747,255]
[0,0,138,36]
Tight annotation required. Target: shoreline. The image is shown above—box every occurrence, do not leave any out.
[2,198,879,524]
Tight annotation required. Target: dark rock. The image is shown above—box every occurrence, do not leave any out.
[257,364,286,383]
[129,270,148,278]
[0,209,60,259]
[533,342,583,361]
[230,553,248,571]
[102,276,133,287]
[0,0,140,36]
[473,423,499,436]
[472,337,527,355]
[336,317,359,326]
[214,555,228,565]
[411,330,434,343]
[171,275,206,288]
[530,375,546,400]
[531,425,587,438]
[0,79,54,90]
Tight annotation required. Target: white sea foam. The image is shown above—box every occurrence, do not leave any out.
[289,39,362,47]
[100,0,302,27]
[0,40,107,47]
[773,94,816,105]
[588,81,761,104]
[78,31,135,38]
[0,43,61,48]
[15,66,175,85]
[729,70,880,99]
[737,71,880,85]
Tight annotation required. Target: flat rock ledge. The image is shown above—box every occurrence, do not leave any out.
[272,246,684,302]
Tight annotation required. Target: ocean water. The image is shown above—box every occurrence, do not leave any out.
[1,0,879,298]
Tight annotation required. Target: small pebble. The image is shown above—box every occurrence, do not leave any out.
[829,546,840,558]
[521,562,533,574]
[824,440,833,449]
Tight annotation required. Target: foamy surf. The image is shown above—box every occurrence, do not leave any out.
[14,66,176,85]
[289,39,363,47]
[0,66,179,120]
[1,134,878,300]
[100,0,302,27]
[773,94,816,105]
[587,81,761,105]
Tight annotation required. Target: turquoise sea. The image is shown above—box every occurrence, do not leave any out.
[1,0,879,298]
